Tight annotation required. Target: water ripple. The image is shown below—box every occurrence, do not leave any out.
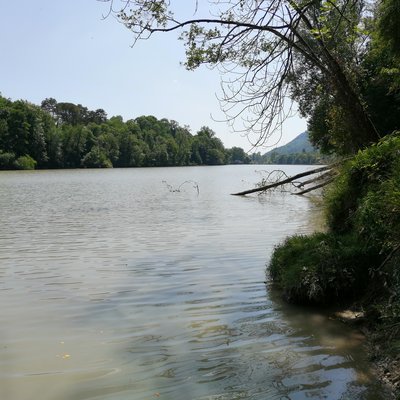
[0,167,385,400]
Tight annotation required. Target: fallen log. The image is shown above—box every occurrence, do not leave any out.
[231,165,333,196]
[293,177,335,195]
[296,169,337,188]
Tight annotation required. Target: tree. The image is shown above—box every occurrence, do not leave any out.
[117,130,147,166]
[86,108,108,124]
[170,121,192,165]
[55,102,88,125]
[81,145,112,168]
[358,1,400,140]
[103,0,380,152]
[60,125,90,167]
[191,126,226,165]
[227,146,251,164]
[41,98,58,118]
[377,0,400,58]
[1,100,48,166]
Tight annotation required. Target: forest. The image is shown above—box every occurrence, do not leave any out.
[0,95,250,170]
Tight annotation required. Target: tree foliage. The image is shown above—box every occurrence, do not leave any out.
[101,0,397,153]
[0,95,250,169]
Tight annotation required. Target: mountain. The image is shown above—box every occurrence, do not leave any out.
[257,131,331,165]
[264,131,315,156]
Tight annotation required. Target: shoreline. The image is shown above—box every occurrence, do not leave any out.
[332,308,400,399]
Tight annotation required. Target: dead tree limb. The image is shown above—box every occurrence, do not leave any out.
[296,169,337,188]
[231,165,333,196]
[293,177,335,195]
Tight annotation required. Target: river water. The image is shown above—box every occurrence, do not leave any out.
[0,166,383,399]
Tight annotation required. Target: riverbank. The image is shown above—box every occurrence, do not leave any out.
[369,333,400,398]
[333,308,400,398]
[268,133,400,398]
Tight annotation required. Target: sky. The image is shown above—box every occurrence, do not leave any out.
[0,0,307,152]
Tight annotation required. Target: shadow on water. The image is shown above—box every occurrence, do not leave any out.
[265,286,384,400]
[71,281,386,400]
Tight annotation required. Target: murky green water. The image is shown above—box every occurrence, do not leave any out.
[0,166,383,399]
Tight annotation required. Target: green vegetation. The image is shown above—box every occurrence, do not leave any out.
[269,232,378,304]
[14,155,37,170]
[268,133,400,359]
[0,95,251,170]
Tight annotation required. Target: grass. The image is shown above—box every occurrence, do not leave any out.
[269,232,378,304]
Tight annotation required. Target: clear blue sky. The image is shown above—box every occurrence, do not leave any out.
[0,0,307,152]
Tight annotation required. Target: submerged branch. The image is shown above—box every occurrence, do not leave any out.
[163,180,200,195]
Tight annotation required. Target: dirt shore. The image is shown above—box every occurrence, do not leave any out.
[333,309,400,399]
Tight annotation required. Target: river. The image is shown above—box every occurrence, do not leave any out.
[0,165,383,399]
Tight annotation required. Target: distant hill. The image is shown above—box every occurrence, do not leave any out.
[264,131,315,156]
[252,131,332,165]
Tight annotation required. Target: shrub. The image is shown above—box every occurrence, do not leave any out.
[14,155,37,170]
[270,132,400,307]
[269,132,400,355]
[0,151,16,169]
[325,131,400,238]
[355,175,400,252]
[268,232,379,304]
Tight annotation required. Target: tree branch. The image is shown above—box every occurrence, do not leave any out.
[293,176,335,195]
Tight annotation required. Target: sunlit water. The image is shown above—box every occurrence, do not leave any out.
[0,166,384,400]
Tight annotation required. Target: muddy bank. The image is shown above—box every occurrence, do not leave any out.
[333,309,400,399]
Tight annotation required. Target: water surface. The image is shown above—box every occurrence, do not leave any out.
[0,166,383,399]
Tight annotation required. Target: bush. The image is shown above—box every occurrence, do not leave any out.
[325,131,400,238]
[355,175,400,252]
[14,155,37,170]
[268,232,379,305]
[269,132,400,313]
[0,151,16,169]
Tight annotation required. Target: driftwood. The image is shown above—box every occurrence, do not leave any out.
[232,164,334,196]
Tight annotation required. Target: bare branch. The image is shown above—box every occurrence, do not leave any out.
[101,0,378,149]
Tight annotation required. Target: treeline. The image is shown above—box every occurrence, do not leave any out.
[0,95,251,170]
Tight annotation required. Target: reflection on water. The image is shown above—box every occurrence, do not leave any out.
[0,166,383,399]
